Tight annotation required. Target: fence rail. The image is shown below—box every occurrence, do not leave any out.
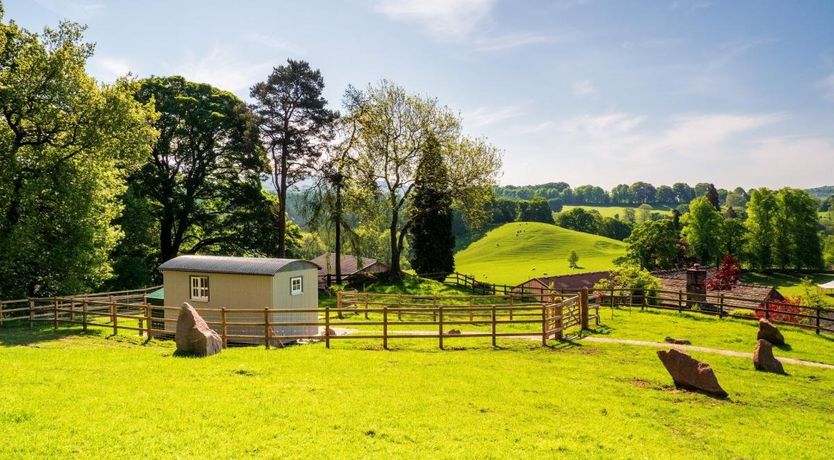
[4,288,597,350]
[434,271,834,336]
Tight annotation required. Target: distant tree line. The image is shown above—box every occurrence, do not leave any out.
[495,181,762,210]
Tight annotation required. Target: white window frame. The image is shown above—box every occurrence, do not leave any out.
[190,275,209,302]
[290,276,303,296]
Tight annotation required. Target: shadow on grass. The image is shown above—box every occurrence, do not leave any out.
[0,324,93,346]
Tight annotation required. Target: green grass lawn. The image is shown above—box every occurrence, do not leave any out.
[561,205,673,219]
[454,222,625,285]
[595,307,834,364]
[2,321,833,459]
[743,272,834,306]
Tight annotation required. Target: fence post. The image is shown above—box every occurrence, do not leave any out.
[816,307,821,335]
[365,293,370,320]
[111,300,117,336]
[509,294,514,321]
[145,305,152,339]
[53,299,58,330]
[325,307,331,349]
[432,297,437,322]
[221,308,227,348]
[69,299,75,325]
[397,295,402,321]
[383,306,389,350]
[28,299,34,328]
[719,294,725,318]
[541,304,547,346]
[438,305,444,350]
[82,300,88,332]
[491,304,497,348]
[264,307,271,349]
[580,288,589,330]
[555,303,564,340]
[764,301,770,320]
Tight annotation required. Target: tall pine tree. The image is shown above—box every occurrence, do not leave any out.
[408,134,455,280]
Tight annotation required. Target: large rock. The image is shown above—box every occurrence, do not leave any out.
[753,339,786,374]
[657,349,728,398]
[757,318,785,346]
[176,303,222,357]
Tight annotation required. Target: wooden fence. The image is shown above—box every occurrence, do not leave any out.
[4,288,598,350]
[437,272,834,335]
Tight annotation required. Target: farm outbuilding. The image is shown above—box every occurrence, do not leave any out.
[158,255,320,343]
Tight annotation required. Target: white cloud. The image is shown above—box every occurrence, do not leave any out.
[464,105,524,127]
[373,0,495,40]
[473,33,556,51]
[169,47,272,94]
[244,33,304,54]
[818,73,834,101]
[572,80,595,96]
[747,136,834,187]
[558,112,644,137]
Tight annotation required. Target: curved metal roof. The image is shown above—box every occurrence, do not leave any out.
[158,255,319,276]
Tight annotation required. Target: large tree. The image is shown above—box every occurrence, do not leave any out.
[408,133,455,280]
[347,80,502,274]
[681,196,724,265]
[0,17,155,297]
[250,60,338,257]
[128,76,280,267]
[623,219,682,270]
[773,188,822,269]
[745,188,777,270]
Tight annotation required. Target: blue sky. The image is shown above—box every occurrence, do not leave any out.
[8,0,834,189]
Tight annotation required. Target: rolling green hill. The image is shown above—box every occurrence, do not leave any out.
[560,204,673,218]
[454,222,626,285]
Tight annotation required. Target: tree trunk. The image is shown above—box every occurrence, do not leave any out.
[278,143,288,258]
[159,205,177,263]
[334,184,342,284]
[389,207,401,275]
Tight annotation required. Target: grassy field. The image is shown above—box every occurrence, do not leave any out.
[560,205,673,219]
[2,313,833,459]
[743,272,834,306]
[455,222,625,285]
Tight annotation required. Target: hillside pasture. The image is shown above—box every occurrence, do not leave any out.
[454,222,626,285]
[560,204,673,219]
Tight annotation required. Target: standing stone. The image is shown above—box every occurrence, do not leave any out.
[757,318,785,346]
[753,339,786,374]
[657,349,728,398]
[176,303,222,357]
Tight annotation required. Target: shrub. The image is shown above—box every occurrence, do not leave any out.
[756,297,802,324]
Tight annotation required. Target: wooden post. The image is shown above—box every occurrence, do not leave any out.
[145,305,152,339]
[509,294,514,321]
[221,308,227,348]
[264,308,271,349]
[432,297,437,322]
[816,307,821,335]
[364,293,370,320]
[82,300,88,332]
[580,288,589,330]
[325,307,331,349]
[555,303,564,340]
[438,306,444,350]
[541,304,547,346]
[383,306,389,350]
[53,299,58,330]
[397,294,402,321]
[111,300,117,336]
[719,294,725,318]
[28,299,34,328]
[69,299,75,325]
[764,301,770,320]
[491,304,497,348]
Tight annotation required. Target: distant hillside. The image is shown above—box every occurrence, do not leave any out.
[805,186,834,200]
[454,222,626,285]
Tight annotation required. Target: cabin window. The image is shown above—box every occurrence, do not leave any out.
[190,276,209,302]
[290,276,303,296]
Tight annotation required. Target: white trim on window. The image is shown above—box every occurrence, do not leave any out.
[190,275,209,302]
[290,276,303,296]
